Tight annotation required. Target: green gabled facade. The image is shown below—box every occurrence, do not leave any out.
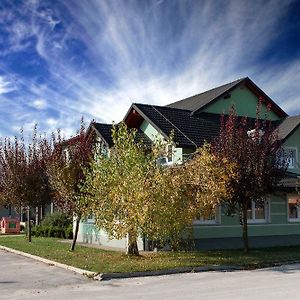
[79,77,300,250]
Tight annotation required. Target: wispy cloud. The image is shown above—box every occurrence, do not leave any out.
[31,98,47,109]
[0,76,15,94]
[0,0,299,139]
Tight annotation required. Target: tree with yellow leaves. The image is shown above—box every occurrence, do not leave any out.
[82,123,223,255]
[184,143,238,221]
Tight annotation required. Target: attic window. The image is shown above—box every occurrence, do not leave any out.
[283,147,298,169]
[156,144,173,166]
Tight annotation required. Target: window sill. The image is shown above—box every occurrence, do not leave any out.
[193,221,219,226]
[288,219,300,223]
[247,220,268,224]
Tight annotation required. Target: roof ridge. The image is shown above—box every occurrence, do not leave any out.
[94,122,112,125]
[135,102,191,112]
[286,115,300,118]
[150,105,198,148]
[167,77,247,109]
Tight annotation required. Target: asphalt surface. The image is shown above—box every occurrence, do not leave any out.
[1,249,300,299]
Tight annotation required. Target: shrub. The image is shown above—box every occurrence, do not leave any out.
[31,226,36,237]
[48,226,65,238]
[31,212,73,239]
[64,225,73,240]
[41,212,72,229]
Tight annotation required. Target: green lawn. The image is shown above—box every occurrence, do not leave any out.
[1,236,300,273]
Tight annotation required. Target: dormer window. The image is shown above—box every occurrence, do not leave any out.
[156,144,173,167]
[283,147,298,169]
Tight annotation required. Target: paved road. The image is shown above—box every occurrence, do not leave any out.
[1,249,300,300]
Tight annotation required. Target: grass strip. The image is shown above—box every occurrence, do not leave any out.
[1,236,300,273]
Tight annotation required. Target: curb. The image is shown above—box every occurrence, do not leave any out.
[2,244,300,281]
[0,244,243,281]
[0,245,96,278]
[95,265,244,281]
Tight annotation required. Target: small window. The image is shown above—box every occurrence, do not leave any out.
[63,148,70,163]
[194,207,220,225]
[288,195,300,222]
[247,199,269,223]
[86,214,95,224]
[156,144,173,166]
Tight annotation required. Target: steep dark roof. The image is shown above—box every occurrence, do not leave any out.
[132,103,221,148]
[93,123,114,147]
[93,122,152,147]
[277,115,300,141]
[166,77,287,118]
[166,78,246,112]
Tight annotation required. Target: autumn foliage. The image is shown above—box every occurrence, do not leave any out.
[81,123,210,255]
[47,119,94,250]
[211,103,287,252]
[0,126,52,241]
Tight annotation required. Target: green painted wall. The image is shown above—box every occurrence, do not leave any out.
[140,120,164,142]
[203,85,282,121]
[193,193,300,239]
[283,126,300,174]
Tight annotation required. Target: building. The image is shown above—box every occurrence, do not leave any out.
[77,77,300,250]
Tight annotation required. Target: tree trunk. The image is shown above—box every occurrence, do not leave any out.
[20,207,23,222]
[126,231,139,256]
[35,206,40,225]
[27,206,32,243]
[242,204,249,253]
[70,215,80,251]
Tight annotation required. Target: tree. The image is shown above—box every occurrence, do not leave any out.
[82,122,207,255]
[47,119,94,251]
[0,126,52,242]
[184,143,238,220]
[212,102,287,252]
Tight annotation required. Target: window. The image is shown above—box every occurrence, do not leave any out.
[247,129,264,141]
[86,214,95,224]
[63,148,70,163]
[283,147,298,169]
[288,195,300,222]
[193,207,220,225]
[247,199,269,223]
[156,144,173,166]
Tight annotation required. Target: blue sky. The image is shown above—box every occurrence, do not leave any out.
[0,0,300,138]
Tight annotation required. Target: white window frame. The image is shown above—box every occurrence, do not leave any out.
[156,144,174,166]
[287,194,300,222]
[86,214,95,224]
[283,147,298,169]
[63,148,70,163]
[193,206,221,225]
[247,198,270,224]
